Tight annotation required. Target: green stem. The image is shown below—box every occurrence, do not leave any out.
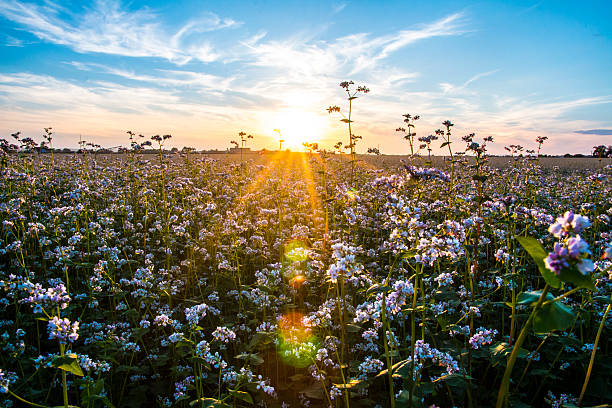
[496,285,549,408]
[381,291,396,408]
[578,297,611,405]
[8,389,52,408]
[60,343,69,408]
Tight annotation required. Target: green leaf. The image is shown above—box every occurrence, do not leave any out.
[392,359,413,377]
[333,379,365,389]
[340,119,353,123]
[440,141,451,148]
[235,353,264,365]
[490,342,530,359]
[189,398,231,408]
[517,291,576,333]
[558,265,595,290]
[433,373,474,386]
[345,323,362,333]
[516,236,561,289]
[516,291,543,305]
[593,296,612,304]
[366,283,391,296]
[533,300,576,333]
[52,354,84,377]
[248,332,275,350]
[228,389,253,404]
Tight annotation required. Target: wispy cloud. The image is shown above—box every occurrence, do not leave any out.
[68,61,236,94]
[0,0,240,64]
[575,129,612,135]
[332,2,347,14]
[440,69,499,94]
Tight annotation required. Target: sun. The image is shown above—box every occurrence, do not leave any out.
[261,110,328,150]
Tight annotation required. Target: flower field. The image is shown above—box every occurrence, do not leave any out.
[0,135,610,408]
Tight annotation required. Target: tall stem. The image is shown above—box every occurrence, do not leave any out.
[60,343,68,408]
[578,296,611,405]
[496,285,549,408]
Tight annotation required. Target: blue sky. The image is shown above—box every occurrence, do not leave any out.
[0,0,610,154]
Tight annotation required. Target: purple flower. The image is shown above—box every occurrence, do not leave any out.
[576,259,594,275]
[544,243,569,275]
[548,211,591,238]
[47,317,79,344]
[567,235,590,258]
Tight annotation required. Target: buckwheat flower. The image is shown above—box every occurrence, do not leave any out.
[362,329,378,342]
[184,303,209,327]
[581,343,595,352]
[544,243,569,275]
[571,214,591,234]
[0,369,17,393]
[330,385,342,400]
[309,364,325,381]
[255,375,276,396]
[21,282,70,312]
[315,348,328,361]
[546,391,578,408]
[567,235,590,258]
[168,332,183,344]
[576,258,595,275]
[549,211,590,238]
[358,356,384,377]
[47,317,79,344]
[434,272,453,287]
[212,326,236,343]
[495,249,510,263]
[195,340,210,356]
[602,244,612,260]
[174,375,194,400]
[469,327,498,349]
[153,314,172,327]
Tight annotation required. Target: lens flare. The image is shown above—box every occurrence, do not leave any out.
[284,240,309,263]
[277,312,317,368]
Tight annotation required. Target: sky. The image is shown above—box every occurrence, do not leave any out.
[0,0,611,154]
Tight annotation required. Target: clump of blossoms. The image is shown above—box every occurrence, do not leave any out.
[0,369,17,393]
[546,391,578,408]
[469,327,498,349]
[403,165,450,182]
[548,211,590,238]
[47,317,79,344]
[545,211,594,275]
[358,356,384,379]
[212,326,236,343]
[20,282,71,313]
[326,243,365,285]
[185,304,208,327]
[412,340,459,380]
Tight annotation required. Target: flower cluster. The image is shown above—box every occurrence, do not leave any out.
[469,327,498,349]
[212,326,236,343]
[545,212,594,275]
[47,317,79,344]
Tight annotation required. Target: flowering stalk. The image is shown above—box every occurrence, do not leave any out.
[327,80,369,185]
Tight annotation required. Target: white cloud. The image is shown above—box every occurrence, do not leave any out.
[440,69,500,94]
[0,0,240,63]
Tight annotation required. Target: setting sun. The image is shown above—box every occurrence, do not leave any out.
[261,110,328,150]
